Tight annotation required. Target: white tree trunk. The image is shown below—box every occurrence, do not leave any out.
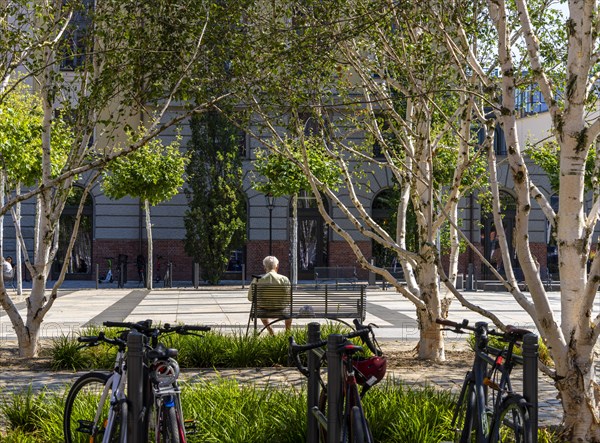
[292,194,298,285]
[397,179,419,293]
[145,199,153,290]
[482,0,600,438]
[15,183,22,295]
[414,123,445,356]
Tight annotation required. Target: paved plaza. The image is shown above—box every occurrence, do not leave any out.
[0,282,569,427]
[0,282,546,340]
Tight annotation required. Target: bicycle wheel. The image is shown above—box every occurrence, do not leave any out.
[64,372,123,443]
[491,394,532,443]
[452,377,476,443]
[161,403,181,443]
[350,406,366,443]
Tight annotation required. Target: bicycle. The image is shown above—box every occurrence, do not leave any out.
[436,318,534,443]
[64,320,210,443]
[63,330,128,443]
[99,257,114,284]
[289,319,387,443]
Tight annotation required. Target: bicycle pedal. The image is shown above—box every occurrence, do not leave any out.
[184,419,197,433]
[75,419,94,434]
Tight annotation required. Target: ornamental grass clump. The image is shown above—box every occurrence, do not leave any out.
[48,322,354,371]
[0,380,564,442]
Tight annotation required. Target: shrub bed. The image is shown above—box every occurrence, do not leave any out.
[0,380,562,442]
[0,380,456,442]
[47,323,350,371]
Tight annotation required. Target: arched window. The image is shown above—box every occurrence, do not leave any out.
[481,190,516,279]
[371,188,417,267]
[226,193,248,273]
[290,190,329,279]
[53,186,93,277]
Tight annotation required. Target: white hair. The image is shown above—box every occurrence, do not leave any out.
[263,256,279,272]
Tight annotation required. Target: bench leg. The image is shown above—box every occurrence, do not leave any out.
[258,318,292,336]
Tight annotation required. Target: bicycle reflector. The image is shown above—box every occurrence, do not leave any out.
[353,356,387,386]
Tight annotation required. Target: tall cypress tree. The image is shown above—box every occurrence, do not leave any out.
[184,111,246,284]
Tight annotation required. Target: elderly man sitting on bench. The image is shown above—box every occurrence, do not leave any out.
[248,255,291,335]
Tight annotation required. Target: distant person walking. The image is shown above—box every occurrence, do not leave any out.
[136,254,146,286]
[248,256,291,335]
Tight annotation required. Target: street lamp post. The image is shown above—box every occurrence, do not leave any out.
[265,194,275,255]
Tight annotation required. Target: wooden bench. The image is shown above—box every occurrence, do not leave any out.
[247,284,367,334]
[314,266,358,287]
[380,266,404,290]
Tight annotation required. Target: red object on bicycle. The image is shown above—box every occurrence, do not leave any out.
[353,356,387,386]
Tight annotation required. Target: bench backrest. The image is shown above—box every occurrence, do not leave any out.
[250,284,366,321]
[314,267,357,280]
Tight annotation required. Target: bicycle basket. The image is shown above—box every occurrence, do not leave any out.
[353,356,387,386]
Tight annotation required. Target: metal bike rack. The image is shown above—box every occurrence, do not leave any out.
[165,262,173,288]
[523,333,539,443]
[127,330,148,442]
[118,261,125,288]
[327,334,345,443]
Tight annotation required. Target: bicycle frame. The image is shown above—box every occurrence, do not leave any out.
[290,321,383,443]
[149,357,186,443]
[340,350,373,443]
[440,319,530,443]
[68,335,128,443]
[152,384,186,442]
[97,357,127,443]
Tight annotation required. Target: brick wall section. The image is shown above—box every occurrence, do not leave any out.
[529,243,547,269]
[246,240,372,279]
[92,239,549,283]
[328,241,371,279]
[455,242,547,279]
[93,239,191,281]
[245,240,289,276]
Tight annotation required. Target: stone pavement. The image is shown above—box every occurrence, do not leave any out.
[0,282,569,427]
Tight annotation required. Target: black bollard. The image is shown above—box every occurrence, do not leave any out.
[307,322,321,443]
[127,330,147,441]
[327,334,345,443]
[523,333,539,443]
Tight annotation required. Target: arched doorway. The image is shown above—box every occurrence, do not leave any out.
[371,188,417,267]
[52,186,93,279]
[225,194,248,276]
[481,190,517,280]
[290,190,329,280]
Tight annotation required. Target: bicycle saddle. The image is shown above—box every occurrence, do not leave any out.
[147,343,178,360]
[338,342,363,355]
[505,325,533,339]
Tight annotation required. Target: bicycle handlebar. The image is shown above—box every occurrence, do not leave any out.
[77,331,126,349]
[288,320,382,377]
[436,318,473,331]
[436,318,533,342]
[163,323,212,333]
[102,320,211,335]
[103,320,152,332]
